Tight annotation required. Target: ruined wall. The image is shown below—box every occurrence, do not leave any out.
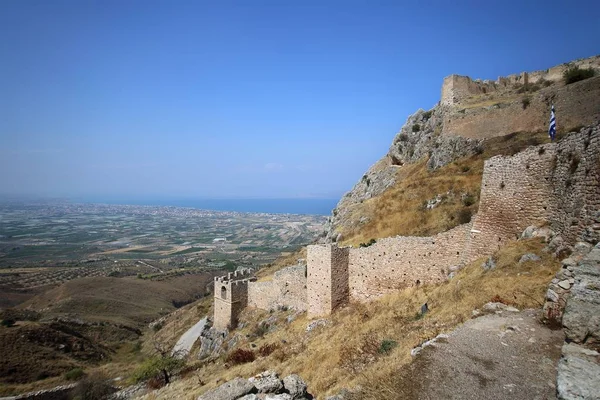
[442,75,600,139]
[247,265,307,311]
[469,125,600,256]
[347,222,473,302]
[213,269,254,330]
[306,245,349,317]
[441,55,600,107]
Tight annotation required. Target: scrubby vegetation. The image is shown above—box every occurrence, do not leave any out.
[563,66,595,84]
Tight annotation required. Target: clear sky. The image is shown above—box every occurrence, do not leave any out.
[1,0,599,200]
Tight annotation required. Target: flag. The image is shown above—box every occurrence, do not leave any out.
[548,105,556,141]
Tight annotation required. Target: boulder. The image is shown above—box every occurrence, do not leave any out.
[557,343,600,400]
[283,374,308,399]
[197,377,255,400]
[249,371,283,394]
[519,253,541,263]
[481,256,496,270]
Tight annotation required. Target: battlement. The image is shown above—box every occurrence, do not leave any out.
[213,268,256,330]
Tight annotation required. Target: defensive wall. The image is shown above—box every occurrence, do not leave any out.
[247,264,307,312]
[214,124,600,323]
[441,75,600,139]
[213,269,255,330]
[440,55,600,107]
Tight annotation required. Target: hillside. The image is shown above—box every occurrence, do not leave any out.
[0,272,218,396]
[111,56,600,400]
[324,56,600,245]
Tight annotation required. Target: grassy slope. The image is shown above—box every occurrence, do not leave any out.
[20,273,217,327]
[143,238,558,400]
[339,130,552,246]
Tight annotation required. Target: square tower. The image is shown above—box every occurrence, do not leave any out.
[213,269,255,330]
[307,244,350,317]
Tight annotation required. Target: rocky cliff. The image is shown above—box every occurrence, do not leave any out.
[324,55,600,244]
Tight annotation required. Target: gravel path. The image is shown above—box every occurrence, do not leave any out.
[172,316,207,358]
[393,309,563,400]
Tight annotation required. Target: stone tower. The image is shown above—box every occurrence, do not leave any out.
[306,244,350,317]
[213,269,255,330]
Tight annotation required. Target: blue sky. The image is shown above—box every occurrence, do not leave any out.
[1,0,599,200]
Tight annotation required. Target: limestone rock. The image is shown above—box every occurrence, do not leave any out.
[265,395,293,400]
[557,344,600,400]
[519,253,541,263]
[198,327,227,360]
[558,280,571,290]
[283,374,308,399]
[249,371,283,394]
[306,319,329,332]
[197,377,255,400]
[481,256,496,270]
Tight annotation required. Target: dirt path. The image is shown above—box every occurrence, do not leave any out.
[395,309,563,400]
[172,316,207,358]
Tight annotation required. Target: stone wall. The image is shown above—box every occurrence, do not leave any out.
[247,265,307,311]
[306,245,349,317]
[347,222,473,302]
[440,55,600,107]
[469,125,600,258]
[442,75,600,139]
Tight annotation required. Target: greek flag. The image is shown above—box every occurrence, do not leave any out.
[548,105,556,141]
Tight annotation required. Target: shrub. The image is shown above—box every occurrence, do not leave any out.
[1,318,15,327]
[258,343,280,357]
[359,238,377,248]
[462,194,476,207]
[71,373,114,400]
[225,349,256,365]
[457,209,472,224]
[398,133,409,142]
[152,322,163,332]
[412,124,421,132]
[422,110,433,120]
[378,339,398,355]
[521,97,530,109]
[563,66,595,84]
[252,321,270,338]
[65,367,85,381]
[132,355,184,384]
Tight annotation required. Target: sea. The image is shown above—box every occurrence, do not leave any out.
[76,197,338,216]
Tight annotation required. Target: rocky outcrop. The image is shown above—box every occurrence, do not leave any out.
[197,371,313,400]
[556,243,600,400]
[323,106,480,243]
[323,56,600,244]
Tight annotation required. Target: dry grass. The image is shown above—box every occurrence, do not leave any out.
[340,157,483,247]
[137,238,558,400]
[338,130,552,247]
[255,247,307,281]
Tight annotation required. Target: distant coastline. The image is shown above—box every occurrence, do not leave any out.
[73,197,338,216]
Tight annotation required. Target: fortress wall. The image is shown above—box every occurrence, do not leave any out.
[307,245,349,317]
[546,126,600,245]
[347,223,472,302]
[441,56,600,107]
[467,144,556,259]
[247,265,307,311]
[442,75,600,139]
[469,126,600,258]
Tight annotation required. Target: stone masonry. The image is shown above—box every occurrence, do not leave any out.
[212,124,600,322]
[213,269,255,330]
[306,245,350,317]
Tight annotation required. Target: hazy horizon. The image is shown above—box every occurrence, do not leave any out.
[2,0,600,199]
